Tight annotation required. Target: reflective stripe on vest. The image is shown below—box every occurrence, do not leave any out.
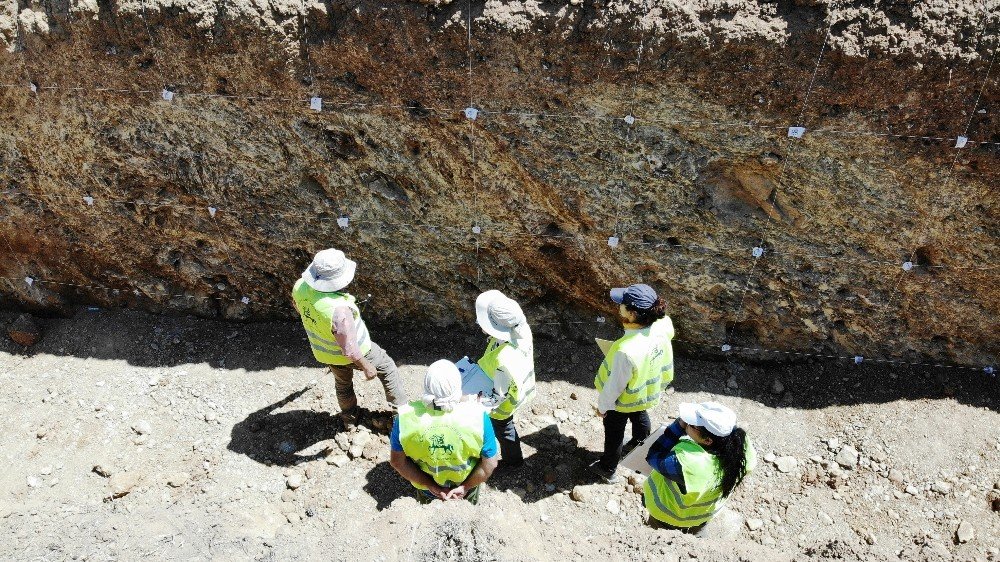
[291,279,372,365]
[397,401,487,489]
[477,336,536,420]
[643,438,757,528]
[594,317,675,413]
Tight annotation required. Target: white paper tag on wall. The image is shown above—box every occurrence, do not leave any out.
[607,236,619,248]
[161,89,174,101]
[954,136,968,149]
[83,196,94,206]
[208,207,217,218]
[788,126,805,138]
[310,97,322,111]
[25,276,34,287]
[337,216,350,229]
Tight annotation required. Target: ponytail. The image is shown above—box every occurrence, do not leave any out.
[627,297,668,327]
[702,426,748,497]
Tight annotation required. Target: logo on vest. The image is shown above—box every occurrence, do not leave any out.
[429,434,454,455]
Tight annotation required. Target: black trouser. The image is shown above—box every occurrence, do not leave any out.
[490,415,523,464]
[600,410,651,471]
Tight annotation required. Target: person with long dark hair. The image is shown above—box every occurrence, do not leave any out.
[643,402,757,530]
[590,283,675,483]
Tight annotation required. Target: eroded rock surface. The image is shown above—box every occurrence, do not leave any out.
[0,1,996,366]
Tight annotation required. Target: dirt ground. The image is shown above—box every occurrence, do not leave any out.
[1,309,998,561]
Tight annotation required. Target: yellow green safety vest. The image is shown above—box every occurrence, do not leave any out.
[643,437,757,528]
[477,337,536,420]
[594,317,674,412]
[291,279,372,365]
[397,401,487,489]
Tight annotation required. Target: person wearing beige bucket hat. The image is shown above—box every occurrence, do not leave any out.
[291,248,407,429]
[472,290,535,470]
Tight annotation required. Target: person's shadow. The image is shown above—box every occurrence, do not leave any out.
[228,387,341,466]
[363,461,415,510]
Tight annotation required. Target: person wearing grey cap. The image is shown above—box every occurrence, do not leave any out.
[291,248,407,429]
[473,290,536,469]
[590,283,675,484]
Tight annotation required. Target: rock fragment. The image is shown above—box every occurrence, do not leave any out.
[770,380,784,394]
[931,481,952,495]
[955,521,974,543]
[8,314,41,346]
[109,472,141,498]
[166,472,190,487]
[835,445,858,469]
[132,420,152,435]
[286,474,303,489]
[774,456,797,473]
[746,518,764,531]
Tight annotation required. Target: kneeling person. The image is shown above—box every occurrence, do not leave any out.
[389,360,499,504]
[644,402,757,531]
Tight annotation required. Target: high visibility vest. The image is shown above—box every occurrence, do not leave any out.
[594,317,674,412]
[643,437,757,528]
[291,279,372,365]
[397,401,487,489]
[477,336,536,420]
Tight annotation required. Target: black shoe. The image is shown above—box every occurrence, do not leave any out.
[588,460,621,484]
[495,459,525,473]
[621,439,643,458]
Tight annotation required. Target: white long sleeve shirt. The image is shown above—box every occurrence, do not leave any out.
[597,329,640,414]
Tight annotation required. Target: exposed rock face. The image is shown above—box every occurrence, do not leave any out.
[0,1,997,366]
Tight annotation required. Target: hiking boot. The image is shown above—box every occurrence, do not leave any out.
[369,412,394,433]
[495,459,525,474]
[339,407,362,431]
[588,460,621,484]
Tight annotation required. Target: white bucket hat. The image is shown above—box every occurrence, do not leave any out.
[475,290,526,342]
[423,359,462,412]
[301,248,357,293]
[679,401,737,437]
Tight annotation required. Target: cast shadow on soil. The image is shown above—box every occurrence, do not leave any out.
[363,461,418,511]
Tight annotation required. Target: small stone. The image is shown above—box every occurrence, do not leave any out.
[955,521,974,543]
[132,420,152,435]
[570,486,592,502]
[570,392,578,400]
[351,432,372,449]
[280,490,295,502]
[327,454,350,467]
[348,445,364,459]
[818,511,834,525]
[905,485,919,496]
[36,428,48,439]
[334,433,351,452]
[770,380,784,394]
[887,469,904,484]
[26,476,41,488]
[286,512,301,524]
[362,441,381,460]
[931,481,952,495]
[147,374,161,386]
[746,518,764,531]
[166,472,190,487]
[835,446,859,469]
[92,462,114,477]
[826,437,840,451]
[279,502,297,514]
[109,472,141,498]
[286,475,303,489]
[8,314,41,346]
[40,465,53,475]
[775,456,797,473]
[865,532,876,545]
[553,409,569,422]
[726,376,738,390]
[763,452,776,464]
[204,412,217,422]
[606,499,620,514]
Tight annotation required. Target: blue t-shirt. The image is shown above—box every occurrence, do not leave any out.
[391,410,498,459]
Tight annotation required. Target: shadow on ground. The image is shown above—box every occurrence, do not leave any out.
[2,309,999,414]
[227,387,341,466]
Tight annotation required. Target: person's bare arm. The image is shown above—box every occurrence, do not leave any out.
[333,306,377,379]
[444,455,499,500]
[389,450,447,499]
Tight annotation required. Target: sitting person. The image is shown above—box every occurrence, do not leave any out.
[389,360,499,504]
[643,402,756,531]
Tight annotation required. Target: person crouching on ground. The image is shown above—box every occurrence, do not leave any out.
[474,290,535,471]
[389,360,499,504]
[590,283,675,483]
[644,402,757,531]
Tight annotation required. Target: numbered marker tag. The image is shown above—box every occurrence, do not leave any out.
[161,89,174,101]
[752,246,765,258]
[241,296,250,304]
[29,82,37,93]
[596,316,606,324]
[901,261,913,271]
[83,195,94,206]
[787,126,806,138]
[472,225,482,234]
[954,136,968,149]
[464,107,479,120]
[854,355,864,364]
[721,344,732,352]
[607,236,619,248]
[24,276,34,287]
[133,289,140,296]
[985,366,995,376]
[310,97,322,112]
[623,115,635,125]
[336,215,350,229]
[207,207,217,218]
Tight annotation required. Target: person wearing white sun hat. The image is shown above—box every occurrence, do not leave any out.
[643,401,757,531]
[473,290,536,470]
[291,248,407,428]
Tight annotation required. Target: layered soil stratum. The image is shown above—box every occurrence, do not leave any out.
[0,0,998,366]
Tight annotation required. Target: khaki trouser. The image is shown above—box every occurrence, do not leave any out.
[328,341,407,411]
